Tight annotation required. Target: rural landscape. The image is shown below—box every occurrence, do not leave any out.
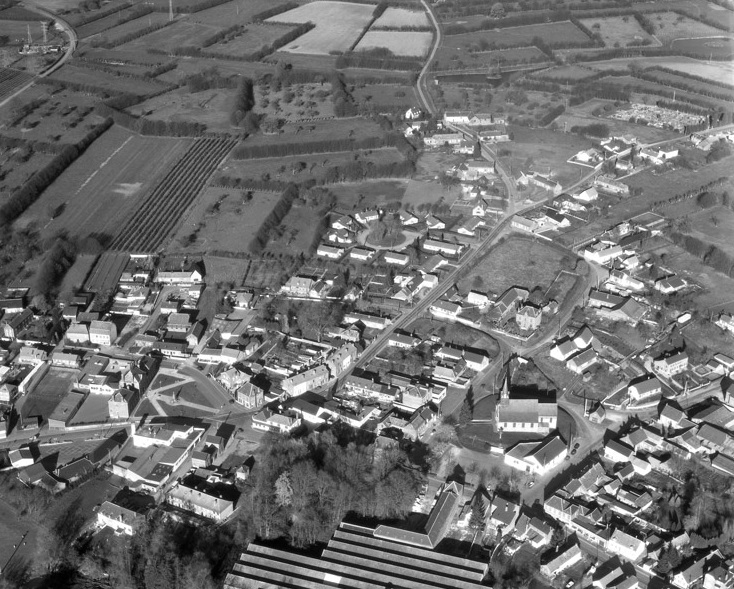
[0,0,732,587]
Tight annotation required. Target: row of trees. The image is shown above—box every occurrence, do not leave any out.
[331,73,359,117]
[35,236,77,297]
[93,20,172,49]
[670,231,734,278]
[230,77,257,129]
[0,118,112,227]
[95,103,207,136]
[249,184,299,254]
[230,131,407,160]
[335,51,422,72]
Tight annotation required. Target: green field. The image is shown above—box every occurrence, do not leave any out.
[16,125,192,243]
[687,206,734,258]
[170,188,281,254]
[579,15,656,47]
[443,20,591,48]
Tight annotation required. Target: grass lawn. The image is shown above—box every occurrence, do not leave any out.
[243,117,386,148]
[445,20,590,48]
[170,188,281,255]
[129,87,235,132]
[329,179,408,210]
[69,394,111,425]
[687,205,734,257]
[583,56,734,86]
[118,19,219,51]
[457,236,573,296]
[356,31,433,57]
[373,7,429,28]
[206,23,296,56]
[648,11,729,44]
[191,0,284,26]
[18,368,76,423]
[150,374,187,390]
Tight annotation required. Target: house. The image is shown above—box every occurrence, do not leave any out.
[281,365,330,397]
[715,313,734,335]
[326,343,359,377]
[489,496,520,536]
[604,439,635,464]
[496,396,557,434]
[2,308,33,339]
[0,383,18,404]
[574,187,599,202]
[156,267,204,284]
[387,333,420,349]
[583,243,625,265]
[541,209,570,229]
[516,305,542,331]
[540,543,583,578]
[659,403,695,431]
[607,529,646,562]
[429,300,462,318]
[514,514,554,549]
[425,215,446,230]
[405,106,422,120]
[457,217,485,237]
[399,210,419,225]
[489,287,528,323]
[511,216,538,233]
[504,436,568,476]
[595,175,630,196]
[17,346,47,365]
[550,339,579,361]
[252,408,301,434]
[236,382,264,409]
[423,239,463,257]
[97,494,152,536]
[281,276,316,297]
[653,352,689,377]
[519,172,562,196]
[424,133,464,147]
[467,291,490,308]
[628,376,662,403]
[109,389,139,420]
[567,349,598,374]
[443,111,470,124]
[464,351,490,372]
[89,321,117,346]
[383,251,410,266]
[51,351,81,368]
[350,247,375,262]
[166,480,237,522]
[655,276,687,294]
[316,244,345,260]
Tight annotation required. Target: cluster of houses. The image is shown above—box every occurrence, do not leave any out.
[538,396,734,588]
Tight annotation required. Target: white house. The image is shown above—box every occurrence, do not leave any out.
[89,321,117,346]
[607,529,646,562]
[574,187,598,202]
[653,352,689,377]
[504,436,568,476]
[628,376,661,402]
[430,300,462,318]
[384,251,410,266]
[316,244,345,260]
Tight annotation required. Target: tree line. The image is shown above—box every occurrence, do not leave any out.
[230,131,408,160]
[335,51,423,72]
[0,118,113,227]
[93,20,172,49]
[230,77,257,130]
[331,73,358,117]
[249,184,299,254]
[95,102,207,136]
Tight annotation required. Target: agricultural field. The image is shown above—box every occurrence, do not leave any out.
[648,11,731,44]
[48,64,165,97]
[189,0,275,26]
[0,67,34,101]
[170,187,281,254]
[328,179,408,210]
[355,31,433,57]
[242,116,388,148]
[351,83,418,112]
[205,23,296,57]
[266,1,375,55]
[129,87,234,132]
[643,68,734,99]
[373,7,429,28]
[218,147,404,184]
[578,16,656,47]
[16,126,193,242]
[116,18,221,52]
[0,19,49,43]
[584,56,734,85]
[91,12,170,46]
[75,6,150,39]
[155,55,274,84]
[600,74,733,110]
[443,21,591,50]
[435,45,548,71]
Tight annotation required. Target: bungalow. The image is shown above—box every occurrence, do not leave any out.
[567,349,598,374]
[387,333,420,349]
[424,133,464,147]
[425,215,446,230]
[430,300,462,319]
[327,228,354,244]
[350,247,375,262]
[653,352,689,377]
[316,244,345,260]
[399,210,419,225]
[343,312,391,330]
[655,276,687,294]
[156,268,204,285]
[604,439,635,464]
[574,326,594,349]
[354,210,380,226]
[550,339,578,361]
[383,251,410,266]
[423,239,463,257]
[405,106,422,120]
[639,147,678,165]
[541,209,570,229]
[583,244,624,265]
[457,217,484,237]
[478,127,510,143]
[443,111,470,124]
[332,214,356,231]
[464,351,490,372]
[467,291,490,308]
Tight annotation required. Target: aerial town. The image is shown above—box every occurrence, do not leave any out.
[0,0,732,587]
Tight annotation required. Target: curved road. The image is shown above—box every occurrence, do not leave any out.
[0,1,77,109]
[417,0,441,115]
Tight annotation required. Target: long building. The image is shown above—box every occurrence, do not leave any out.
[224,523,489,589]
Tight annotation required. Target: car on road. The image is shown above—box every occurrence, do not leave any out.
[565,455,571,460]
[528,481,535,488]
[565,581,574,589]
[572,448,577,455]
[574,442,580,449]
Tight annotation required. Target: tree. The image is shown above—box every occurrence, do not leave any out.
[469,502,486,533]
[490,2,505,18]
[458,387,474,426]
[275,471,293,507]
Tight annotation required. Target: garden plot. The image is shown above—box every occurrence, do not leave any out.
[356,31,433,57]
[266,1,375,54]
[373,7,429,28]
[578,16,656,47]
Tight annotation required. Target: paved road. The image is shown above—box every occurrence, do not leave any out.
[417,0,440,115]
